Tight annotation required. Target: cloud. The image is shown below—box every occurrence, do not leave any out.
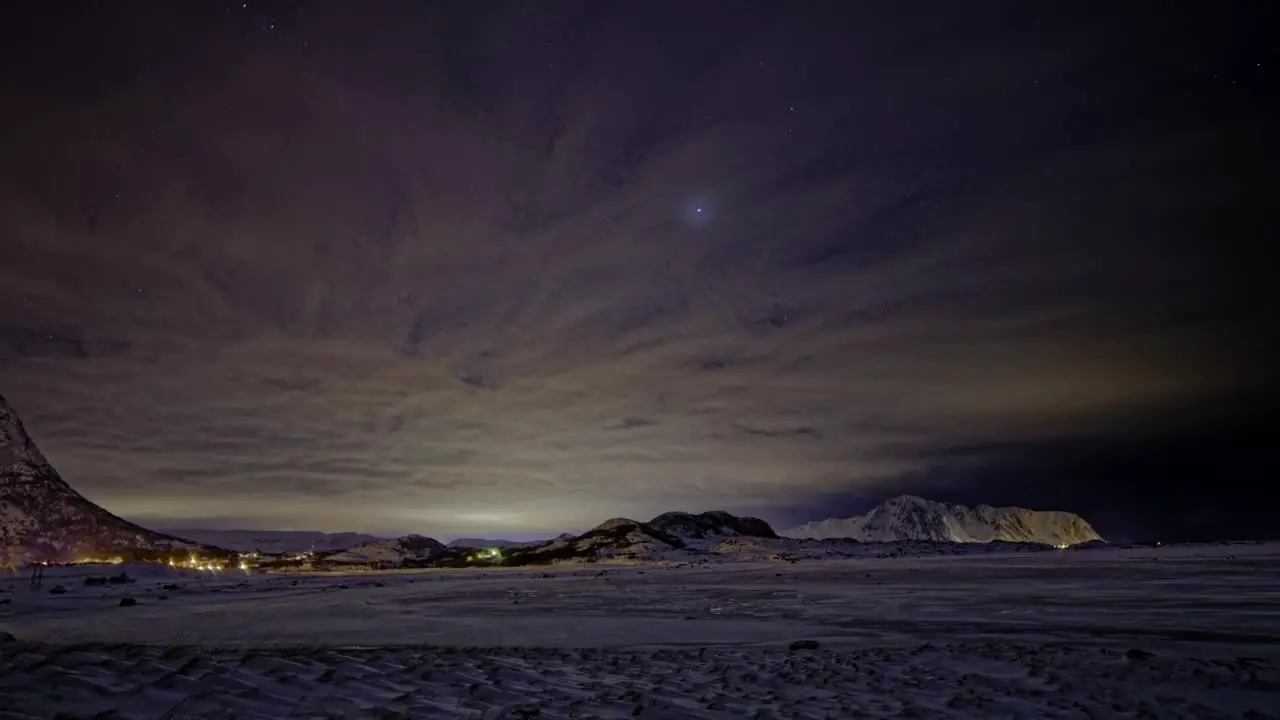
[0,3,1272,535]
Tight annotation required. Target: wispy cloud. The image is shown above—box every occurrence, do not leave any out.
[0,3,1270,535]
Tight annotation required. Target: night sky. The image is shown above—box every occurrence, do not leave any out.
[1,2,1275,542]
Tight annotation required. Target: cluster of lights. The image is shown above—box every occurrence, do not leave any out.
[169,556,217,571]
[72,556,125,565]
[471,547,503,562]
[166,554,251,573]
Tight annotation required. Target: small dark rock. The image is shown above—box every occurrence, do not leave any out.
[49,585,67,595]
[789,640,821,651]
[0,631,15,643]
[119,597,137,607]
[158,595,169,601]
[1126,648,1155,660]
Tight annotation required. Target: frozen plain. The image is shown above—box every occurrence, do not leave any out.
[2,543,1279,719]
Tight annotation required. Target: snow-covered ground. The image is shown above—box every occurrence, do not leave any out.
[2,542,1279,718]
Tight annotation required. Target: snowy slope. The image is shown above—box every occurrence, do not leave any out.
[1,394,209,567]
[782,495,1102,546]
[159,529,383,554]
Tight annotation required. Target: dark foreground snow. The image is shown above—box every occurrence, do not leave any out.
[2,542,1278,718]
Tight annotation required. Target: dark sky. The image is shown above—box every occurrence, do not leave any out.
[1,1,1275,541]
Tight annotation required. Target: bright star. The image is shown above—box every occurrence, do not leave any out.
[683,198,713,228]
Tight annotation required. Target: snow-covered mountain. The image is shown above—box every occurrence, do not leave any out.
[321,534,446,565]
[158,529,384,554]
[782,495,1103,546]
[1,394,211,567]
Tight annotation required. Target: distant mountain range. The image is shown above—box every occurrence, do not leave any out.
[782,495,1103,546]
[0,394,217,567]
[447,538,541,549]
[156,529,385,554]
[286,511,780,569]
[153,532,545,556]
[4,393,1106,567]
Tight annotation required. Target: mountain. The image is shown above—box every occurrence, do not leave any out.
[158,528,384,554]
[447,538,541,549]
[1,394,211,567]
[320,534,446,566]
[503,518,685,564]
[647,510,778,539]
[782,495,1103,546]
[500,510,777,565]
